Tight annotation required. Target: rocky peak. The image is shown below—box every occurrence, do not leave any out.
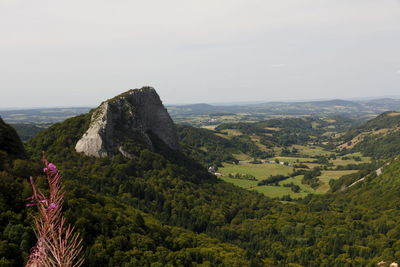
[75,87,179,158]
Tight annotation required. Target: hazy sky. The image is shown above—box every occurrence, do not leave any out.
[1,0,400,107]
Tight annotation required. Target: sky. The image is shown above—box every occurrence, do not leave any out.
[1,0,400,108]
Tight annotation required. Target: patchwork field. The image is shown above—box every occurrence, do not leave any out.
[219,163,307,199]
[219,150,365,199]
[188,116,375,200]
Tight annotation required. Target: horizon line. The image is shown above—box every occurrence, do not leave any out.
[1,95,400,111]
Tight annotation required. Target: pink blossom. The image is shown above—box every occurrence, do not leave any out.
[26,153,84,267]
[47,163,57,175]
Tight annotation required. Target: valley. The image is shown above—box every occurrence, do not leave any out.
[0,99,392,201]
[1,88,400,266]
[178,115,379,200]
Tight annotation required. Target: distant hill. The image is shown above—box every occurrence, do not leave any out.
[356,111,400,131]
[0,107,91,124]
[168,98,400,123]
[313,99,361,106]
[362,98,400,111]
[2,98,400,125]
[339,111,400,158]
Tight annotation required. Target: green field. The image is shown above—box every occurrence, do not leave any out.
[252,186,309,198]
[220,162,292,180]
[316,170,358,192]
[219,129,242,137]
[220,176,258,189]
[275,152,370,168]
[331,152,371,166]
[254,173,316,198]
[292,145,332,157]
[331,157,371,166]
[219,163,309,199]
[215,132,368,199]
[221,176,311,199]
[219,160,360,199]
[232,153,251,161]
[273,156,315,164]
[279,175,315,193]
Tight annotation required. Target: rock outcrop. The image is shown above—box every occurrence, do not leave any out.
[75,87,179,157]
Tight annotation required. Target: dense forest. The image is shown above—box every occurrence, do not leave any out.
[1,116,252,266]
[2,111,400,266]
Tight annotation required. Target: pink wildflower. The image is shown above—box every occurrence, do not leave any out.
[26,152,84,267]
[47,162,57,175]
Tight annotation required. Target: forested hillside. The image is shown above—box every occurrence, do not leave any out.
[177,124,271,167]
[2,107,400,266]
[26,113,281,266]
[0,117,27,161]
[0,118,40,266]
[8,124,45,141]
[1,114,251,266]
[340,112,400,159]
[20,111,400,266]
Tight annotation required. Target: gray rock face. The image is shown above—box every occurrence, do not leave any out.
[75,87,179,157]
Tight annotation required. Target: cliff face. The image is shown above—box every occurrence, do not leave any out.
[75,87,179,158]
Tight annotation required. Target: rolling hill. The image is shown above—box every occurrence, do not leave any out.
[339,111,400,158]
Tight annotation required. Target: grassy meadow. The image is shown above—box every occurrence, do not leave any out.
[220,162,292,180]
[316,170,359,192]
[187,117,373,200]
[218,145,367,199]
